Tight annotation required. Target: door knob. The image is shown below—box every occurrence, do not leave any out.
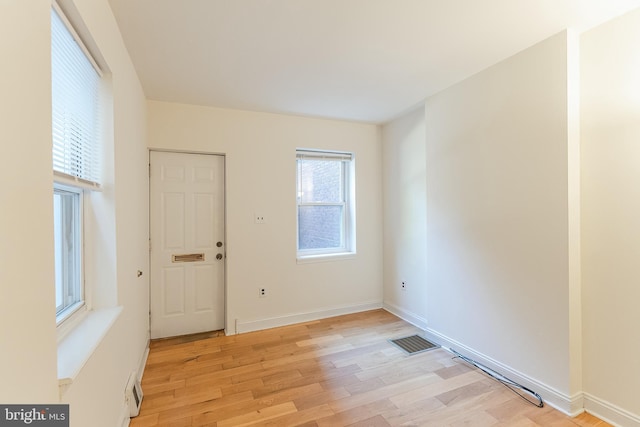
[216,253,223,260]
[217,241,223,247]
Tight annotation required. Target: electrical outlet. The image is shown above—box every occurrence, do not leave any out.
[255,213,266,224]
[401,281,407,291]
[259,287,267,297]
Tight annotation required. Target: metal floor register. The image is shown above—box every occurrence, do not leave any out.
[390,335,439,355]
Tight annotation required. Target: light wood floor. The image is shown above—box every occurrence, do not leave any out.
[131,309,609,427]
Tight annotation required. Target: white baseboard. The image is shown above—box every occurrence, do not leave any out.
[119,338,150,427]
[423,327,577,416]
[382,301,428,330]
[568,392,585,417]
[137,341,150,382]
[235,301,383,334]
[119,404,130,427]
[584,393,640,427]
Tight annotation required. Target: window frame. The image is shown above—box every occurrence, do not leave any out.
[54,183,85,325]
[296,149,356,260]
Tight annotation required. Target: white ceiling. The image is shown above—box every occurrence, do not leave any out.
[108,0,640,124]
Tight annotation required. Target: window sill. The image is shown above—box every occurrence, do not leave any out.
[56,302,88,341]
[57,306,123,396]
[297,252,356,264]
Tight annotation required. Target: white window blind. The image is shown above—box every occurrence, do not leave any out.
[51,6,102,186]
[296,150,353,162]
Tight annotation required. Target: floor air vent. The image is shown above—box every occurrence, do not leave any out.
[390,335,438,354]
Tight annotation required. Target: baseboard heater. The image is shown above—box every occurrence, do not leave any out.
[125,372,143,417]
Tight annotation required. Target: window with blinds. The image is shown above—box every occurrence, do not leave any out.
[51,5,102,187]
[296,149,355,257]
[51,3,103,324]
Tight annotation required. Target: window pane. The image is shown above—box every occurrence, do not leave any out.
[53,188,81,316]
[53,194,63,309]
[298,159,343,203]
[298,205,344,250]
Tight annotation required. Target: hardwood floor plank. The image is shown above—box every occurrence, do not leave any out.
[318,371,363,392]
[328,373,441,414]
[186,392,265,425]
[388,369,484,408]
[155,401,218,425]
[448,409,499,427]
[259,404,335,427]
[344,376,386,395]
[345,414,392,427]
[297,334,345,347]
[486,395,540,423]
[434,362,475,380]
[129,413,159,427]
[381,396,446,426]
[141,386,223,414]
[435,380,495,406]
[253,383,325,407]
[260,343,357,370]
[130,309,608,427]
[293,387,351,411]
[572,412,614,427]
[142,378,186,395]
[317,399,398,427]
[216,401,298,427]
[218,378,263,397]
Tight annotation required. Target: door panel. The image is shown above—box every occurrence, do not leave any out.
[163,267,185,315]
[150,151,225,339]
[194,265,215,311]
[194,194,214,248]
[163,193,185,249]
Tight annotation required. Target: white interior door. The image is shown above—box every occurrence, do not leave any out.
[149,151,225,339]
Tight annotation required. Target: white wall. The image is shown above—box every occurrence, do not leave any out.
[383,32,581,411]
[381,107,428,328]
[148,102,383,334]
[0,0,59,403]
[581,8,640,424]
[60,1,149,426]
[425,31,574,398]
[0,1,149,425]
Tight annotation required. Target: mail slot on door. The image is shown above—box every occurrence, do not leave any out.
[172,253,205,263]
